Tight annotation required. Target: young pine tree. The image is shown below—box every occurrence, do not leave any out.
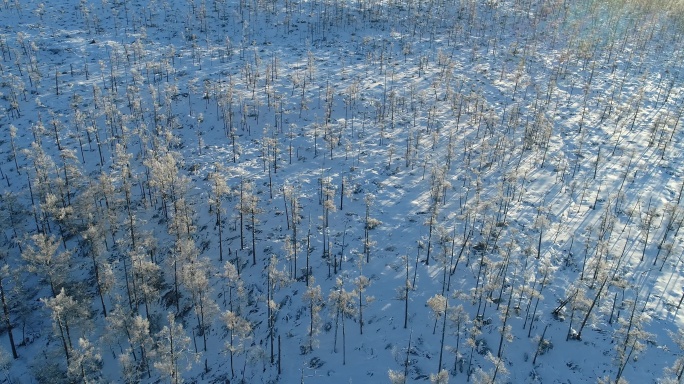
[302,277,323,353]
[208,164,230,262]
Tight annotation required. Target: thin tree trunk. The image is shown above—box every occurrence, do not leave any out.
[438,298,448,372]
[577,276,609,340]
[532,324,548,365]
[251,211,257,266]
[0,279,17,359]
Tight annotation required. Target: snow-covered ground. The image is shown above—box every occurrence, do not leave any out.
[1,0,684,383]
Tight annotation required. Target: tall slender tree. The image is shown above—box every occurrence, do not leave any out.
[208,164,230,262]
[154,313,196,384]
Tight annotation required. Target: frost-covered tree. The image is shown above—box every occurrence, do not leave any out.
[0,191,25,250]
[662,328,684,382]
[448,303,469,372]
[329,277,355,365]
[7,124,20,174]
[354,256,374,335]
[82,225,115,317]
[154,313,196,384]
[302,277,323,353]
[236,178,260,265]
[168,235,199,312]
[575,248,626,340]
[22,233,72,297]
[266,254,290,365]
[208,164,230,262]
[430,369,449,384]
[397,255,412,329]
[246,184,261,266]
[495,258,518,359]
[0,347,13,383]
[466,322,483,381]
[112,143,137,248]
[130,245,161,318]
[106,303,154,379]
[182,255,218,372]
[282,183,302,279]
[57,147,84,209]
[223,261,246,314]
[129,314,155,379]
[67,338,102,383]
[613,291,653,383]
[145,150,188,223]
[222,310,252,378]
[0,264,18,359]
[427,294,448,372]
[41,288,89,363]
[639,198,658,263]
[388,369,406,384]
[363,193,380,264]
[42,192,75,250]
[118,351,141,384]
[23,140,55,232]
[472,352,509,384]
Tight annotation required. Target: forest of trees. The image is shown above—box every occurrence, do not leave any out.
[0,0,684,383]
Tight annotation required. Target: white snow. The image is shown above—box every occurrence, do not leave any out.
[0,0,683,383]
